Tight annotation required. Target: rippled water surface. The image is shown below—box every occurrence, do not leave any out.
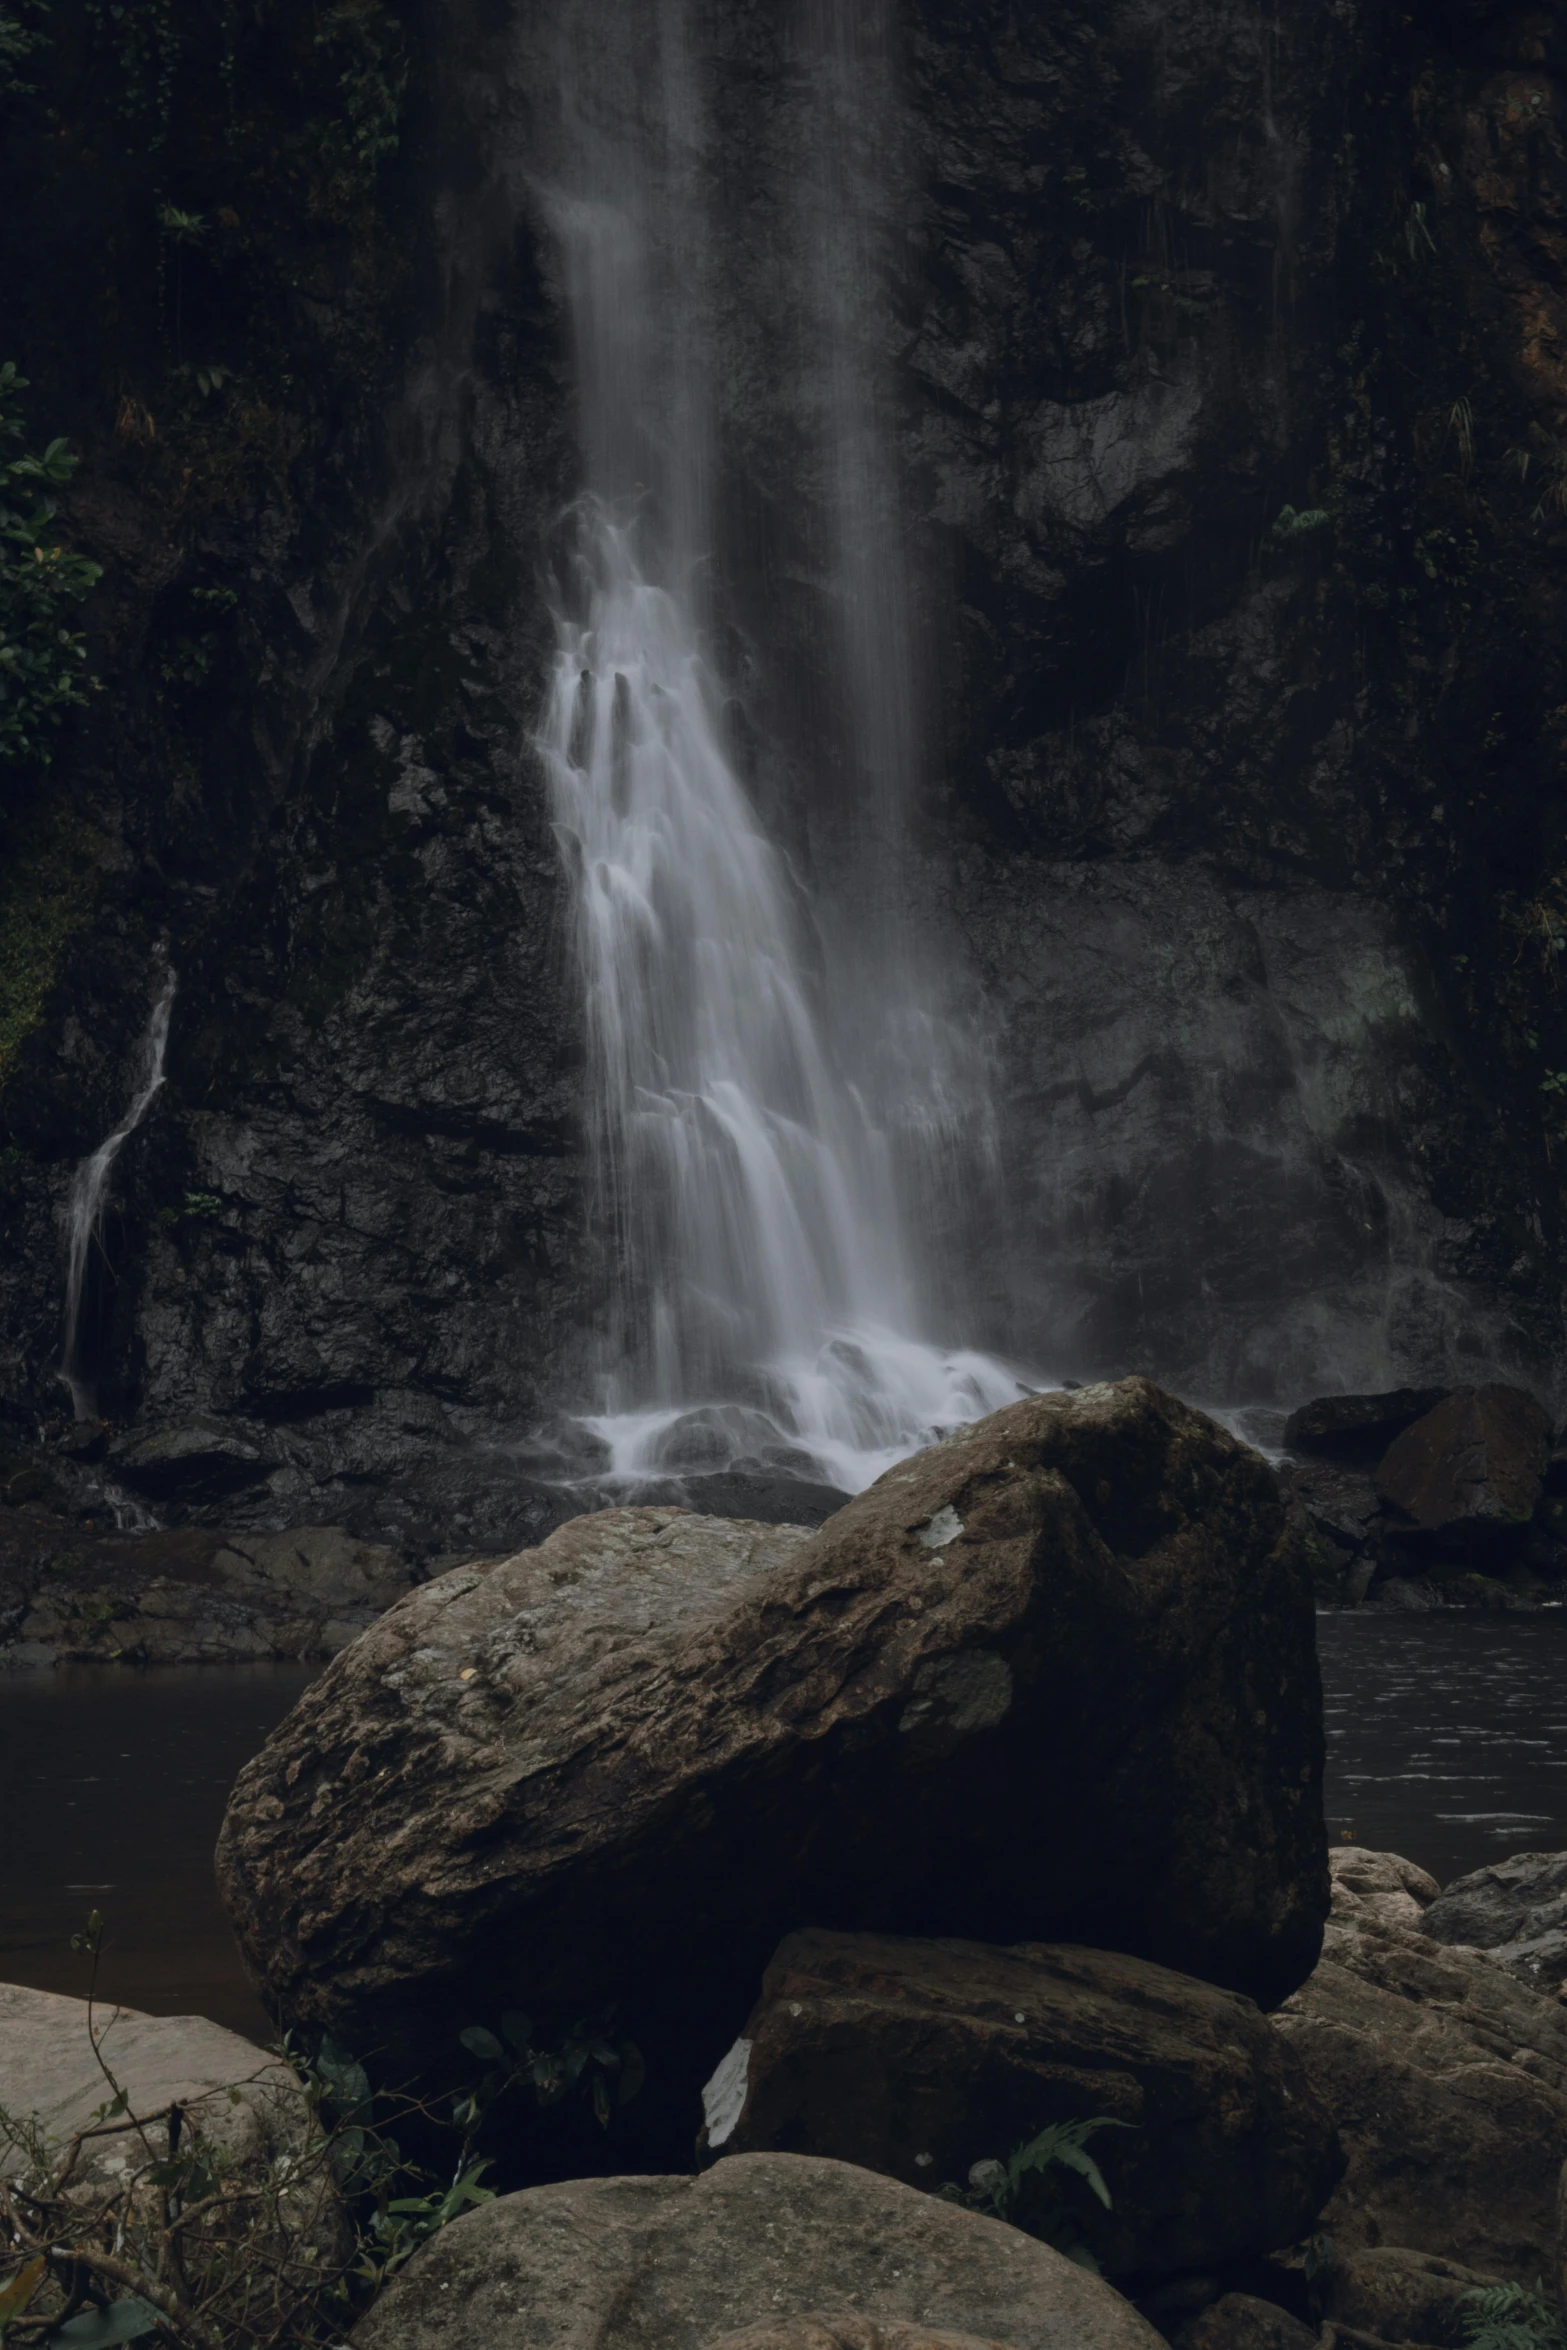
[1,1618,1563,2043]
[1319,1609,1567,1883]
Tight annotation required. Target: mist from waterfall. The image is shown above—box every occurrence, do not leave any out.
[534,0,1034,1494]
[60,963,176,1421]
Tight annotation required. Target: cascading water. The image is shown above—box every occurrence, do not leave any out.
[60,964,176,1421]
[535,0,1037,1495]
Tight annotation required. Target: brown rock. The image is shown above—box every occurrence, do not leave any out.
[1422,1851,1567,1995]
[1173,2293,1318,2350]
[1375,1387,1551,1547]
[1273,1881,1567,2274]
[705,2323,1017,2350]
[345,2152,1164,2350]
[700,1929,1342,2283]
[217,1382,1327,2148]
[1323,2247,1499,2347]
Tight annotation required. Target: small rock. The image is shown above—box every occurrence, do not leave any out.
[1173,2293,1317,2350]
[1376,1387,1551,1552]
[1328,1848,1440,1934]
[345,2152,1164,2350]
[699,1929,1343,2283]
[108,1414,278,1503]
[1423,1852,1567,1996]
[1283,1390,1450,1460]
[1323,2246,1500,2347]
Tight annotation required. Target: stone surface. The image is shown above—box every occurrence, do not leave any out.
[1322,2247,1498,2348]
[1173,2294,1318,2350]
[705,2325,1017,2350]
[0,1507,420,1664]
[1327,1849,1440,1935]
[700,1929,1342,2284]
[1375,1388,1552,1550]
[346,2152,1164,2350]
[0,1978,304,2184]
[218,1382,1328,2156]
[1273,1866,1567,2275]
[1283,1392,1450,1460]
[1422,1852,1567,1997]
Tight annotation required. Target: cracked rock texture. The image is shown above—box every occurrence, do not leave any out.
[216,1381,1326,2166]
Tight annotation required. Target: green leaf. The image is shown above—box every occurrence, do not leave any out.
[618,2042,646,2103]
[500,2010,533,2053]
[0,2256,45,2325]
[458,2025,505,2065]
[46,2299,162,2347]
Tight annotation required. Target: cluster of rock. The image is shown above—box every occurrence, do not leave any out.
[0,1507,428,1666]
[152,1377,1564,2345]
[1279,1383,1565,1608]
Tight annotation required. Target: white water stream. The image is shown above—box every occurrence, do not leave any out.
[60,965,176,1421]
[535,1,1037,1494]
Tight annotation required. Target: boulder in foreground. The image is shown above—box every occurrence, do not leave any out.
[218,1381,1327,2146]
[347,2151,1163,2350]
[699,1929,1342,2282]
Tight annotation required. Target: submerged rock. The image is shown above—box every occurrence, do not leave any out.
[697,1929,1342,2284]
[1375,1386,1552,1551]
[217,1382,1327,2151]
[1423,1851,1567,1997]
[1273,1851,1567,2275]
[345,2152,1163,2350]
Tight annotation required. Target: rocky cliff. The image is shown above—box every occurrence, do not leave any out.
[2,0,1564,1537]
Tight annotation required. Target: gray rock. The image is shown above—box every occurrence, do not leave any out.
[107,1415,279,1503]
[700,1929,1342,2283]
[1423,1852,1567,1996]
[1323,2247,1500,2347]
[703,2325,1019,2350]
[1327,1848,1440,1935]
[0,1978,303,2186]
[217,1383,1328,2160]
[346,2152,1164,2350]
[1273,1877,1567,2275]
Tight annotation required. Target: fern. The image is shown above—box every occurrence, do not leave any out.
[1461,2281,1567,2350]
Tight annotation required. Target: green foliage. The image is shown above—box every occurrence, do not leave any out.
[313,3,408,204]
[941,2115,1130,2275]
[0,364,101,769]
[0,0,45,101]
[1268,504,1331,546]
[84,0,180,144]
[0,800,96,1090]
[1460,2281,1567,2350]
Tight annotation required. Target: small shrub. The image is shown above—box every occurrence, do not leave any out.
[941,2114,1130,2274]
[0,364,101,770]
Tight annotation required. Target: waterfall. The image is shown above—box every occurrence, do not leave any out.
[60,964,176,1421]
[534,0,1035,1495]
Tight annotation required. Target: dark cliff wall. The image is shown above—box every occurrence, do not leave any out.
[2,0,1565,1537]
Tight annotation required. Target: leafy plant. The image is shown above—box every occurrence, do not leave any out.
[1268,504,1331,547]
[0,364,101,769]
[941,2115,1131,2274]
[1460,2281,1567,2350]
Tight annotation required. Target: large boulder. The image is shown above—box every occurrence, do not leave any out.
[217,1382,1328,2150]
[1322,2248,1500,2347]
[698,1929,1342,2284]
[346,2152,1163,2350]
[1272,1854,1567,2275]
[1423,1851,1567,1996]
[705,2326,1017,2350]
[1375,1387,1551,1551]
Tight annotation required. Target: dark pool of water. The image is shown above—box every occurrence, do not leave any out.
[1318,1607,1567,1884]
[0,1662,315,2041]
[1,1617,1563,2043]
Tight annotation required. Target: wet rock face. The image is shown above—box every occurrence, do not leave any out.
[1376,1385,1553,1546]
[216,1383,1326,2153]
[698,1929,1343,2285]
